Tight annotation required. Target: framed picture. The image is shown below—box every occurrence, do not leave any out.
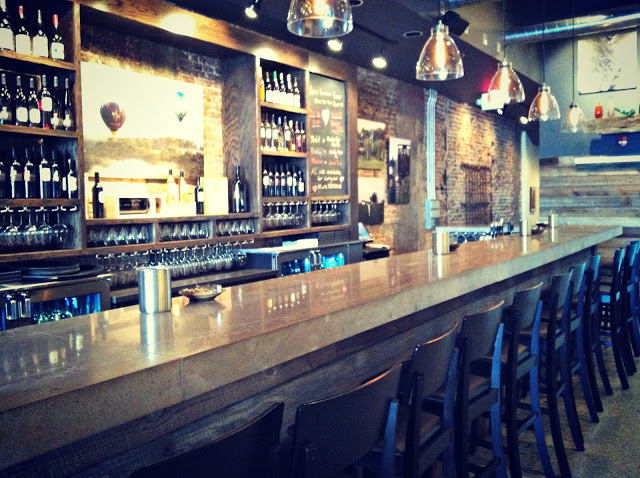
[387,137,411,205]
[530,186,537,213]
[357,119,387,170]
[578,31,637,94]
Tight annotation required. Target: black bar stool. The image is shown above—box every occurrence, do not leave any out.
[600,248,630,390]
[502,282,554,478]
[622,241,640,362]
[130,401,284,478]
[290,364,402,477]
[583,254,612,410]
[455,301,506,478]
[569,262,600,423]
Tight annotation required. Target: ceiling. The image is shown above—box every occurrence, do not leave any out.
[167,0,640,122]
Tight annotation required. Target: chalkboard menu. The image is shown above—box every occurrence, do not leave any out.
[308,74,348,196]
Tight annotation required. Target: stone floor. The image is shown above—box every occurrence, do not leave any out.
[518,346,640,478]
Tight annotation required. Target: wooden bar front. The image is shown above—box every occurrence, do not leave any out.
[0,226,621,476]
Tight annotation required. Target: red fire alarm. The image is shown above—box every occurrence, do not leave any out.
[618,135,628,147]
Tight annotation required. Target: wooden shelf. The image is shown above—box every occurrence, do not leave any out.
[308,224,351,233]
[0,198,80,208]
[0,50,76,71]
[262,196,308,203]
[0,124,79,138]
[260,101,306,115]
[86,212,259,226]
[310,195,350,202]
[582,115,640,135]
[261,150,307,158]
[0,248,82,262]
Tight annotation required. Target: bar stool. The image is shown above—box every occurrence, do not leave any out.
[501,282,554,478]
[583,254,612,410]
[622,241,640,362]
[600,248,630,390]
[290,364,402,477]
[455,301,506,478]
[129,402,284,478]
[569,262,600,423]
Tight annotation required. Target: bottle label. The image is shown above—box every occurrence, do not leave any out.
[40,168,51,182]
[15,34,29,55]
[61,177,67,192]
[68,175,77,192]
[0,28,12,50]
[11,170,22,181]
[51,42,64,60]
[98,190,104,203]
[263,174,269,187]
[285,130,291,142]
[197,190,204,202]
[16,106,28,123]
[0,106,9,121]
[266,128,272,140]
[29,108,41,124]
[265,89,272,103]
[294,94,301,109]
[287,176,293,187]
[24,170,31,181]
[298,181,305,194]
[52,170,60,182]
[63,114,72,129]
[41,97,52,112]
[50,112,60,129]
[32,37,48,57]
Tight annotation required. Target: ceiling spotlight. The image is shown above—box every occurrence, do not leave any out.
[287,0,353,38]
[519,116,529,125]
[245,0,261,19]
[372,45,387,69]
[442,10,469,36]
[328,38,343,51]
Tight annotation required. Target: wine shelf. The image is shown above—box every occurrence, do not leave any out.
[260,101,306,115]
[0,198,80,207]
[261,150,307,159]
[0,50,76,71]
[0,124,79,138]
[581,115,640,135]
[262,196,308,203]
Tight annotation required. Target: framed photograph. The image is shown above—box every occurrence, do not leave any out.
[578,31,637,94]
[530,186,537,213]
[357,119,387,170]
[387,137,411,205]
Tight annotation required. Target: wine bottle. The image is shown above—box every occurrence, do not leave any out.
[291,168,298,197]
[272,71,280,105]
[300,122,307,152]
[262,165,269,197]
[0,0,13,51]
[23,147,38,198]
[195,175,204,214]
[293,77,301,109]
[14,5,30,55]
[62,78,74,130]
[276,116,283,151]
[39,74,52,129]
[50,150,61,198]
[297,168,305,196]
[32,9,48,58]
[9,147,24,198]
[271,114,279,151]
[0,148,7,199]
[278,164,285,197]
[50,14,64,60]
[0,72,12,124]
[232,165,247,213]
[264,71,272,103]
[27,77,40,127]
[50,76,61,129]
[286,73,294,107]
[14,75,27,126]
[66,155,78,199]
[260,115,266,151]
[294,120,302,153]
[289,120,296,152]
[38,144,51,199]
[259,67,265,102]
[286,164,293,196]
[92,172,104,218]
[166,168,177,203]
[268,166,274,197]
[279,72,286,106]
[283,116,291,151]
[273,166,280,197]
[177,170,185,202]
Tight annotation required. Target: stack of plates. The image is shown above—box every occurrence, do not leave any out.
[18,261,101,281]
[0,267,22,284]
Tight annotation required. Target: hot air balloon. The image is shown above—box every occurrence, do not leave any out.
[100,102,126,136]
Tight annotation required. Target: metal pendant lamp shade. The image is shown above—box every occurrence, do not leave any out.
[488,58,525,104]
[416,20,464,81]
[528,84,561,121]
[287,0,353,38]
[564,102,584,132]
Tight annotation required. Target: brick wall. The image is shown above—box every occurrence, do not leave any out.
[80,24,225,178]
[357,68,521,254]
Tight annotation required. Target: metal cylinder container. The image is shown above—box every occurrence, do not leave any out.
[520,219,530,236]
[433,230,450,255]
[137,266,172,314]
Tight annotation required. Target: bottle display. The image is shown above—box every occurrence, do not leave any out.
[0,0,13,51]
[166,169,178,204]
[38,143,51,199]
[92,172,104,218]
[27,77,40,127]
[62,77,74,130]
[65,154,78,199]
[195,175,204,214]
[23,146,37,198]
[0,72,12,124]
[232,165,248,213]
[50,150,61,198]
[14,5,30,55]
[261,114,306,153]
[263,68,303,108]
[14,75,27,126]
[50,75,62,129]
[32,9,48,58]
[9,146,23,198]
[50,14,65,60]
[177,170,184,202]
[39,74,52,129]
[0,148,6,198]
[262,161,305,198]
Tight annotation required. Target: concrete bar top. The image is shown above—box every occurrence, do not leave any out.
[0,226,621,469]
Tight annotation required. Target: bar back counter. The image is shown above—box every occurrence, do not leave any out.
[0,226,621,476]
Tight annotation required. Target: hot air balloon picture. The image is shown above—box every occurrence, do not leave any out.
[100,101,126,137]
[174,91,188,122]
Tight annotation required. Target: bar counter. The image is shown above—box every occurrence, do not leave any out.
[0,226,621,474]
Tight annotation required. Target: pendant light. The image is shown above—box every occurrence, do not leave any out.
[528,0,561,121]
[287,0,353,38]
[563,0,584,132]
[487,0,524,104]
[416,19,464,81]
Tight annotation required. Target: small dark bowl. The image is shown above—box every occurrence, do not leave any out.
[449,243,460,252]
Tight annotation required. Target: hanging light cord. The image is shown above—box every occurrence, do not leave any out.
[571,0,576,104]
[541,0,546,84]
[502,0,506,60]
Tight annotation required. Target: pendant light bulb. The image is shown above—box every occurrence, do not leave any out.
[528,84,561,122]
[488,58,525,104]
[416,20,464,81]
[287,0,353,38]
[245,0,261,19]
[564,103,584,133]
